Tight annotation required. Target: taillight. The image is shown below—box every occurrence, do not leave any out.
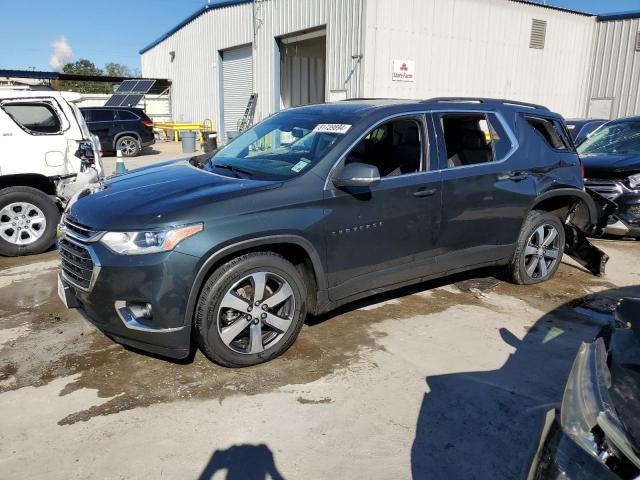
[578,157,585,179]
[141,120,154,127]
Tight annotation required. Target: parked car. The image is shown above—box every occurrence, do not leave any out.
[578,116,640,238]
[58,98,608,367]
[80,106,155,157]
[0,89,103,256]
[528,298,640,479]
[566,118,607,146]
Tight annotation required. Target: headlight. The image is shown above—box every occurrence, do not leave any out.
[628,173,640,189]
[100,223,203,255]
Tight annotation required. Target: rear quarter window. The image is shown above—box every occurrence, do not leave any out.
[2,102,62,134]
[117,110,138,120]
[526,116,572,151]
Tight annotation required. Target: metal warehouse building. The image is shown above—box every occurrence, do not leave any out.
[140,0,640,140]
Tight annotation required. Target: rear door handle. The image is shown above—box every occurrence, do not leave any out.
[413,188,437,198]
[498,171,529,181]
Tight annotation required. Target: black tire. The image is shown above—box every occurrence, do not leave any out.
[115,135,140,157]
[508,210,565,285]
[194,252,307,367]
[0,187,60,257]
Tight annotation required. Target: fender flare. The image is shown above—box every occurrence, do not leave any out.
[183,234,326,326]
[530,188,598,226]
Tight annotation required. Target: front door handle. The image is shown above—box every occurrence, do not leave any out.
[413,188,437,198]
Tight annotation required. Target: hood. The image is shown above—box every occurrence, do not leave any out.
[581,153,640,178]
[68,159,280,229]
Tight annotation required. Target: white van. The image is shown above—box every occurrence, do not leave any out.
[0,89,103,256]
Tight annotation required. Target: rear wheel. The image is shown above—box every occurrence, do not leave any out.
[194,252,307,367]
[0,187,59,257]
[116,136,140,157]
[508,210,565,285]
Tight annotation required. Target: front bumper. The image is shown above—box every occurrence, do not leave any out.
[58,236,200,359]
[604,192,640,237]
[528,410,618,480]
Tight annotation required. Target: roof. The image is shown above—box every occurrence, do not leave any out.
[139,0,252,55]
[597,10,640,21]
[0,90,83,102]
[507,0,592,17]
[0,70,171,94]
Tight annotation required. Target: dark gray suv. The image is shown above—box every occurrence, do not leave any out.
[58,98,607,367]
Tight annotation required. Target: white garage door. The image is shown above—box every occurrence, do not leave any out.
[222,45,253,141]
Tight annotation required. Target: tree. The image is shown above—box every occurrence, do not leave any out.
[56,59,111,94]
[105,62,132,78]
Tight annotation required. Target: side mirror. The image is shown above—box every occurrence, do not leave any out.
[332,162,380,188]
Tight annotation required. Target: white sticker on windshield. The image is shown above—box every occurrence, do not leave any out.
[291,159,310,173]
[313,123,352,134]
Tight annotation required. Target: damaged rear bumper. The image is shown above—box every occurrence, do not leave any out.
[563,188,617,277]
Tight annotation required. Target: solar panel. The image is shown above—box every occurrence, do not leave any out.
[133,80,155,93]
[104,95,127,107]
[115,80,138,93]
[121,94,143,107]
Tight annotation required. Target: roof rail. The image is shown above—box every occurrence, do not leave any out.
[426,97,549,111]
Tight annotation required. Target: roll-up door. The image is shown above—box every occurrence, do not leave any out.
[222,45,253,141]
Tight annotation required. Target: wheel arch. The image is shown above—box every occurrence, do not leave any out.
[529,188,597,231]
[184,235,327,326]
[113,131,141,149]
[0,174,57,197]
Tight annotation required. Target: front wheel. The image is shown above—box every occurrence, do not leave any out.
[0,187,60,256]
[508,210,565,285]
[194,252,307,367]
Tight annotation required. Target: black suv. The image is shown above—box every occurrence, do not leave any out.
[58,98,607,367]
[80,106,155,157]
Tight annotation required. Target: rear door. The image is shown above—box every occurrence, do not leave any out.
[432,110,535,270]
[85,108,117,151]
[324,114,442,301]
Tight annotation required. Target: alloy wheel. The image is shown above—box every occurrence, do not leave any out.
[216,271,296,354]
[118,138,138,156]
[0,202,47,245]
[524,223,560,279]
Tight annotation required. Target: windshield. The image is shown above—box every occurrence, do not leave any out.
[577,121,640,156]
[204,112,353,180]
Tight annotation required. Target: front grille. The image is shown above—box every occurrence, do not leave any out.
[59,237,94,290]
[585,179,623,201]
[62,215,96,240]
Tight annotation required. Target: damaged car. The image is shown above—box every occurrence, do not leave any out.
[528,297,640,479]
[579,116,640,238]
[58,98,610,367]
[0,89,103,256]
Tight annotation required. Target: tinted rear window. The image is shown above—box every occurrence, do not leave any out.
[526,116,571,150]
[3,102,61,134]
[90,109,116,122]
[118,110,138,120]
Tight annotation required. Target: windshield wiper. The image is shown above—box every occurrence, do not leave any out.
[212,162,254,177]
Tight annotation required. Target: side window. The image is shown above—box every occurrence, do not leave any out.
[2,102,62,134]
[486,113,514,160]
[80,109,92,122]
[440,113,494,168]
[526,116,571,150]
[117,110,138,120]
[345,118,424,177]
[91,109,116,122]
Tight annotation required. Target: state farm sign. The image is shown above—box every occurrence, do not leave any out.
[392,59,415,82]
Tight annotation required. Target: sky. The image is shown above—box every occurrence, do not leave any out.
[1,0,639,74]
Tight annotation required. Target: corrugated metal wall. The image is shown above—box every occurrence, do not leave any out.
[588,17,640,119]
[362,0,595,117]
[141,0,366,130]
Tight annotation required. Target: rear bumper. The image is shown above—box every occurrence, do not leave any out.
[59,243,200,360]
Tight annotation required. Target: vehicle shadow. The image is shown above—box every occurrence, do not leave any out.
[410,284,640,479]
[197,443,285,480]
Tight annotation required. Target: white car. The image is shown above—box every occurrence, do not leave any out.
[0,89,103,256]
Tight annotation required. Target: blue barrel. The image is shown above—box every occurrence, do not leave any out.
[181,131,197,153]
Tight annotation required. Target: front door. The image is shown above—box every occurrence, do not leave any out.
[324,115,442,301]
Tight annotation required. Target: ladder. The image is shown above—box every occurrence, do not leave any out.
[237,93,258,132]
